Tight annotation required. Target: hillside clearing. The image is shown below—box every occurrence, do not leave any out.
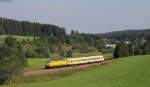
[0,35,39,42]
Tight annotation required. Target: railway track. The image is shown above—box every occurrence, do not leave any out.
[23,58,122,76]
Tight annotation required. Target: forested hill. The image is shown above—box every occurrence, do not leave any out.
[97,29,150,41]
[0,17,66,37]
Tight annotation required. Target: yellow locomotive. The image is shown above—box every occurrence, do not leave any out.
[45,56,104,68]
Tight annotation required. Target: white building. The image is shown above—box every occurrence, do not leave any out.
[105,44,116,49]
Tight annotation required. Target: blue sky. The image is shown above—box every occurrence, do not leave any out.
[0,0,150,33]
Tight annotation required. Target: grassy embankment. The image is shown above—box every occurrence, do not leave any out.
[13,55,150,87]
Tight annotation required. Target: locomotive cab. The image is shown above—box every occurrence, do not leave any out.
[45,58,68,68]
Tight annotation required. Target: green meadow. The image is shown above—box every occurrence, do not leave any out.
[0,35,39,42]
[14,55,150,87]
[25,58,47,70]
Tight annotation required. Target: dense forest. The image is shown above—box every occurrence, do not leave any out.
[98,29,150,41]
[0,18,66,36]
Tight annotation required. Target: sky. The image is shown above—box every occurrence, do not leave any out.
[0,0,150,33]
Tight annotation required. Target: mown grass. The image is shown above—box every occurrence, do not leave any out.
[25,58,47,71]
[14,55,150,87]
[0,35,39,42]
[103,53,112,59]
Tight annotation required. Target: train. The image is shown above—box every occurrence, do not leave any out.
[45,55,104,68]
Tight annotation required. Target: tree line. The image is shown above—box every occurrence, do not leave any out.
[0,18,66,37]
[113,40,150,58]
[98,29,150,41]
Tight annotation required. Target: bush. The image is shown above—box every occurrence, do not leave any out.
[66,50,73,57]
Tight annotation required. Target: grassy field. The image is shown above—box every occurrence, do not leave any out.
[0,35,39,42]
[25,58,47,70]
[14,55,150,87]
